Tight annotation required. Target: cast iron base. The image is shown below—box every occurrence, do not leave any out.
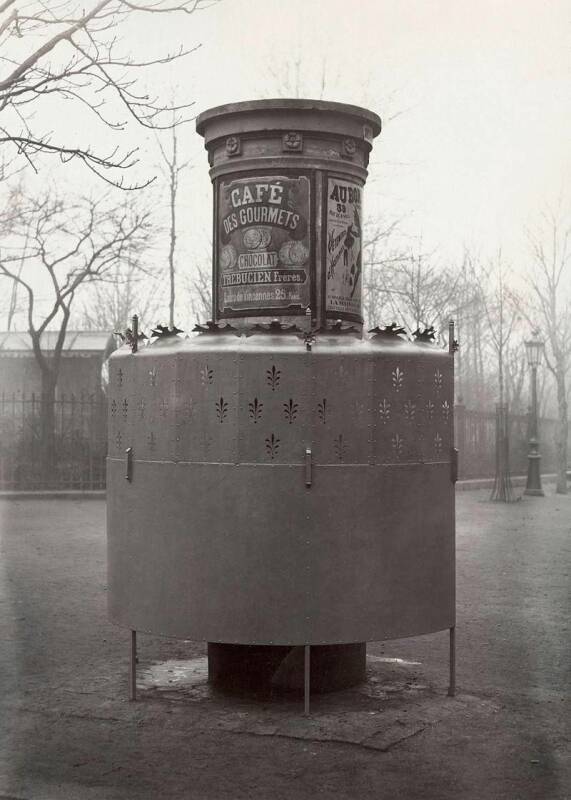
[207,642,366,695]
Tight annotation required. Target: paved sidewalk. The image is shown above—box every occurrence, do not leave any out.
[0,491,569,800]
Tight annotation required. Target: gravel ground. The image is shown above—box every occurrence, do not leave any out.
[0,490,569,800]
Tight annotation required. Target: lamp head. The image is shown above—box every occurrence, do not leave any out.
[525,329,544,368]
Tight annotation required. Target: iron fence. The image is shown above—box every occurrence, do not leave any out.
[455,404,565,480]
[0,392,107,490]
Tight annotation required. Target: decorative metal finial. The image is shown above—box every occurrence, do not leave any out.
[304,306,316,350]
[151,323,184,339]
[114,315,148,352]
[448,320,459,354]
[131,315,139,353]
[193,321,238,334]
[369,323,407,342]
[413,326,437,344]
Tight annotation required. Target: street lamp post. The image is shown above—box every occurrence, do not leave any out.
[524,331,545,497]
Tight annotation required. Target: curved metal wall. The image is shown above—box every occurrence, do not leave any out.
[107,335,455,644]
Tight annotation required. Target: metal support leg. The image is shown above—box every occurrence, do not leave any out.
[304,645,310,715]
[129,630,137,701]
[447,626,456,697]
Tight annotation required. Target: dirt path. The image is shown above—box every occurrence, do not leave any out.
[0,491,569,799]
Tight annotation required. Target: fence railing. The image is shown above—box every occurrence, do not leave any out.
[454,404,565,480]
[0,392,107,491]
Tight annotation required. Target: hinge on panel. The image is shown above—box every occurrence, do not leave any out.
[305,447,312,487]
[451,447,459,484]
[125,447,133,482]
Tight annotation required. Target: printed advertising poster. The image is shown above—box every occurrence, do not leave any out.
[217,175,310,314]
[326,177,363,317]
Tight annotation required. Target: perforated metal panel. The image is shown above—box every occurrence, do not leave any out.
[173,348,238,463]
[371,350,454,465]
[238,345,310,465]
[311,349,372,465]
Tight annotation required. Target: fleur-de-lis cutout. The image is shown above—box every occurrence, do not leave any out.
[434,432,443,456]
[149,366,157,387]
[378,399,391,423]
[115,431,122,450]
[148,432,156,452]
[160,398,168,417]
[138,399,145,418]
[442,400,451,421]
[392,366,404,391]
[265,433,280,459]
[200,364,214,386]
[283,398,299,424]
[248,397,263,423]
[184,399,194,418]
[117,368,123,387]
[111,399,117,417]
[317,398,328,424]
[403,400,416,422]
[392,433,404,457]
[122,398,128,418]
[215,397,228,423]
[333,434,347,462]
[426,399,435,419]
[434,370,443,391]
[266,364,281,391]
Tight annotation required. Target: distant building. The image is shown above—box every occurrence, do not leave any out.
[0,331,116,398]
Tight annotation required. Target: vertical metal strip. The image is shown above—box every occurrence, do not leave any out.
[304,644,311,715]
[129,630,137,701]
[212,177,219,321]
[125,447,133,482]
[132,315,138,353]
[305,448,312,487]
[448,626,456,697]
[448,319,455,354]
[314,170,325,330]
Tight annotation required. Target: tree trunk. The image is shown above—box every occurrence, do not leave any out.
[40,369,57,489]
[555,365,568,494]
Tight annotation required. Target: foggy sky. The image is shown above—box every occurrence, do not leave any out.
[5,0,571,319]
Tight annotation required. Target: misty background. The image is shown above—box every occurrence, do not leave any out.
[1,0,570,460]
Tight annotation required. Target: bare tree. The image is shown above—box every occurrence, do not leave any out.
[475,252,520,501]
[0,0,218,186]
[503,339,527,416]
[374,241,462,340]
[361,216,405,328]
[185,255,211,325]
[156,123,191,327]
[524,208,571,494]
[0,189,152,481]
[79,260,164,334]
